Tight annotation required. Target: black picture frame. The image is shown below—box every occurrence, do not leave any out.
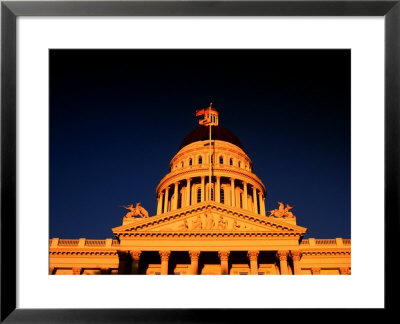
[1,0,398,322]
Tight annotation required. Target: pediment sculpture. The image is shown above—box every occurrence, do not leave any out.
[268,201,295,218]
[121,202,149,219]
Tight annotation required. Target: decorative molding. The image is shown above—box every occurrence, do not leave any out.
[189,251,201,261]
[129,250,141,261]
[290,250,302,261]
[301,250,351,256]
[159,250,171,261]
[50,251,118,256]
[276,250,289,261]
[218,251,230,261]
[247,250,259,261]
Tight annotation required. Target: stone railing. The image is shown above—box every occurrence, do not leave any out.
[50,238,119,247]
[58,239,79,247]
[301,238,351,247]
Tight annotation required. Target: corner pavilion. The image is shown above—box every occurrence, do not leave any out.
[49,104,351,275]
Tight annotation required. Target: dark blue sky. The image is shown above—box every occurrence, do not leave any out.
[50,49,350,239]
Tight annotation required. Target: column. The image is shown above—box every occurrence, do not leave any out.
[159,251,171,275]
[218,251,230,275]
[253,186,258,213]
[186,178,191,207]
[130,251,141,274]
[157,192,163,215]
[230,178,235,207]
[72,267,82,275]
[163,187,169,213]
[311,267,321,275]
[216,176,221,203]
[290,251,302,275]
[261,197,266,216]
[189,251,201,275]
[242,181,248,210]
[247,251,259,275]
[201,176,205,202]
[258,192,264,215]
[276,251,289,275]
[117,251,131,274]
[173,182,179,210]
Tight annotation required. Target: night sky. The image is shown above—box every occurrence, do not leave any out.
[50,49,350,240]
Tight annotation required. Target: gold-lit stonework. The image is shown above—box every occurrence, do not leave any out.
[50,104,351,275]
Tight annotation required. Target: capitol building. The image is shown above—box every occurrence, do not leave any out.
[49,104,351,275]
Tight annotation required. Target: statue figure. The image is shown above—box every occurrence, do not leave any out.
[135,202,149,218]
[178,219,189,231]
[284,204,295,218]
[121,202,149,218]
[192,215,202,230]
[232,220,241,230]
[218,215,228,230]
[206,212,215,230]
[268,202,295,218]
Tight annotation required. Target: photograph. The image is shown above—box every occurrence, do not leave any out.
[49,49,351,276]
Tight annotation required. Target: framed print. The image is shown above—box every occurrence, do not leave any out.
[1,0,399,322]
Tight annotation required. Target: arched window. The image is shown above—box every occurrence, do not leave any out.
[189,158,192,166]
[238,161,241,168]
[239,193,243,208]
[219,156,223,164]
[229,158,233,166]
[197,188,202,203]
[220,188,225,204]
[181,161,184,168]
[198,156,202,164]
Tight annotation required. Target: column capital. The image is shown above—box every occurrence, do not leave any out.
[72,267,82,275]
[216,175,221,180]
[339,267,350,275]
[117,250,130,261]
[159,250,171,261]
[130,250,142,261]
[189,251,201,261]
[290,250,302,261]
[276,250,289,261]
[175,181,181,185]
[49,266,55,275]
[247,250,259,261]
[201,176,205,180]
[218,250,230,261]
[187,178,192,182]
[311,267,321,275]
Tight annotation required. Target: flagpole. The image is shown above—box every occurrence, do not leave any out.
[209,104,212,202]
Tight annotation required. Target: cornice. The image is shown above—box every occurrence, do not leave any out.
[115,231,303,239]
[49,250,118,256]
[113,201,306,233]
[300,250,351,256]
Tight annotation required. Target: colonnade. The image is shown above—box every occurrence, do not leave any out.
[116,250,308,275]
[157,176,266,215]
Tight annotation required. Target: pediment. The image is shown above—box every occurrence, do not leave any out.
[112,204,307,236]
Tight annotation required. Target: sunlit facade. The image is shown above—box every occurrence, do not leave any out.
[49,104,351,275]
